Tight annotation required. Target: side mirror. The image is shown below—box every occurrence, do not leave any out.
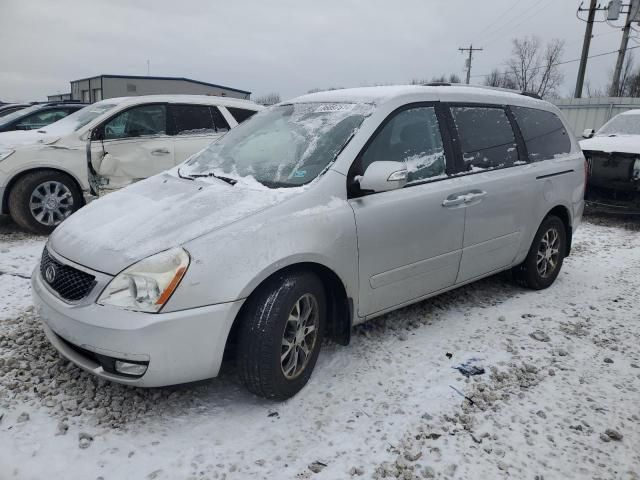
[582,128,595,139]
[91,128,104,141]
[358,161,408,193]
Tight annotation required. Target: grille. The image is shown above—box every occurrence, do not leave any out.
[40,248,96,301]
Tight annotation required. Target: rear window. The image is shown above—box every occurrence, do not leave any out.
[227,107,258,124]
[511,106,571,161]
[451,106,518,170]
[171,105,215,135]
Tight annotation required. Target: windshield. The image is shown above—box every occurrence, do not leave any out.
[597,113,640,136]
[180,102,373,188]
[39,102,119,135]
[0,105,41,126]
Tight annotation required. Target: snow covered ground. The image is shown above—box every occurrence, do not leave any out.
[0,214,639,480]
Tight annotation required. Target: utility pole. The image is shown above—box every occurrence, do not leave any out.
[459,44,483,84]
[575,0,599,98]
[611,0,639,96]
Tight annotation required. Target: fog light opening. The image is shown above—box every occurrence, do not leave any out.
[114,360,148,377]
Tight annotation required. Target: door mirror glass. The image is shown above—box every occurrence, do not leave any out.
[582,128,595,139]
[358,161,408,192]
[91,127,104,141]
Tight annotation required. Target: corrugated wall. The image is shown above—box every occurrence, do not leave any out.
[553,97,640,137]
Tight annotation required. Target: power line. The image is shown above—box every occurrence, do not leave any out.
[470,45,640,79]
[482,0,557,47]
[470,0,528,43]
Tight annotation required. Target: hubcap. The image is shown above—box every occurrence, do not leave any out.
[281,293,319,380]
[29,181,74,226]
[536,227,560,278]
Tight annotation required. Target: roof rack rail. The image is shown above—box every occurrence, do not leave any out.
[420,82,544,100]
[520,91,542,100]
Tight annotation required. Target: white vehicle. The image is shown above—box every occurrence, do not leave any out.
[32,85,585,400]
[0,95,262,233]
[580,110,640,212]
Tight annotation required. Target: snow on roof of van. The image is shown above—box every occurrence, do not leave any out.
[288,85,548,108]
[619,109,640,115]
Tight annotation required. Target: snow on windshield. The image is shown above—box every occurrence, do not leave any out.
[181,102,374,188]
[597,112,640,136]
[39,102,119,135]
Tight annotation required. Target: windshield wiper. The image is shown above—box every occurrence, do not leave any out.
[179,169,237,186]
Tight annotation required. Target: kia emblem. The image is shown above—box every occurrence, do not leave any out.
[45,265,56,284]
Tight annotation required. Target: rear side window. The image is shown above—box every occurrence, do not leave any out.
[227,107,258,124]
[511,106,571,161]
[451,106,518,170]
[359,106,446,184]
[170,105,215,135]
[210,107,230,132]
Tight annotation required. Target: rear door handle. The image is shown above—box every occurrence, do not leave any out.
[151,148,170,156]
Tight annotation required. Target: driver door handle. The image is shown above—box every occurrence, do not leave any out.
[442,195,468,207]
[151,148,170,156]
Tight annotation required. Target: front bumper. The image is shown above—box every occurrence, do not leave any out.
[32,268,244,387]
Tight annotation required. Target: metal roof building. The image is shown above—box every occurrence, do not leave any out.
[54,75,251,103]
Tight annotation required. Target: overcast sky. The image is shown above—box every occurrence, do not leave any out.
[0,0,632,102]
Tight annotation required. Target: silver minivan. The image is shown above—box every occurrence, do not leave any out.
[32,85,585,399]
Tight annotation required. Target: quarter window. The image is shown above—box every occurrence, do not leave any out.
[103,105,166,140]
[211,107,230,132]
[170,105,215,135]
[511,106,571,161]
[359,106,446,184]
[227,107,258,124]
[451,106,518,170]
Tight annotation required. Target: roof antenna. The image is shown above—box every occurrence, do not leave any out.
[147,59,150,76]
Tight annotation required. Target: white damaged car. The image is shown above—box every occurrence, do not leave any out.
[0,95,262,233]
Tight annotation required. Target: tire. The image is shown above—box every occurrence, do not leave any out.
[237,271,326,400]
[8,170,83,235]
[512,215,566,290]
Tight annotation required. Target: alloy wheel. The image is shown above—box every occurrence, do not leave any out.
[281,293,319,380]
[29,181,74,226]
[536,227,560,278]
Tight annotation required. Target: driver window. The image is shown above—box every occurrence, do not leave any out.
[359,106,446,184]
[103,105,166,140]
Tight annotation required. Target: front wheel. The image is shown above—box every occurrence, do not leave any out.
[8,170,83,235]
[237,271,326,400]
[512,215,567,290]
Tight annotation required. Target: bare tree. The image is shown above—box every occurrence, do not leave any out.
[609,53,634,96]
[410,73,461,85]
[254,92,281,106]
[483,69,517,89]
[506,36,565,98]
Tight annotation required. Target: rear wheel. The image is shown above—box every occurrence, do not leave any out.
[8,170,82,235]
[237,271,326,400]
[512,215,566,290]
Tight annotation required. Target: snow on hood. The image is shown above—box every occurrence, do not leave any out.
[49,173,302,275]
[580,135,640,155]
[0,129,61,149]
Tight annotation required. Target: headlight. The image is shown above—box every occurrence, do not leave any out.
[0,150,14,162]
[97,247,190,313]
